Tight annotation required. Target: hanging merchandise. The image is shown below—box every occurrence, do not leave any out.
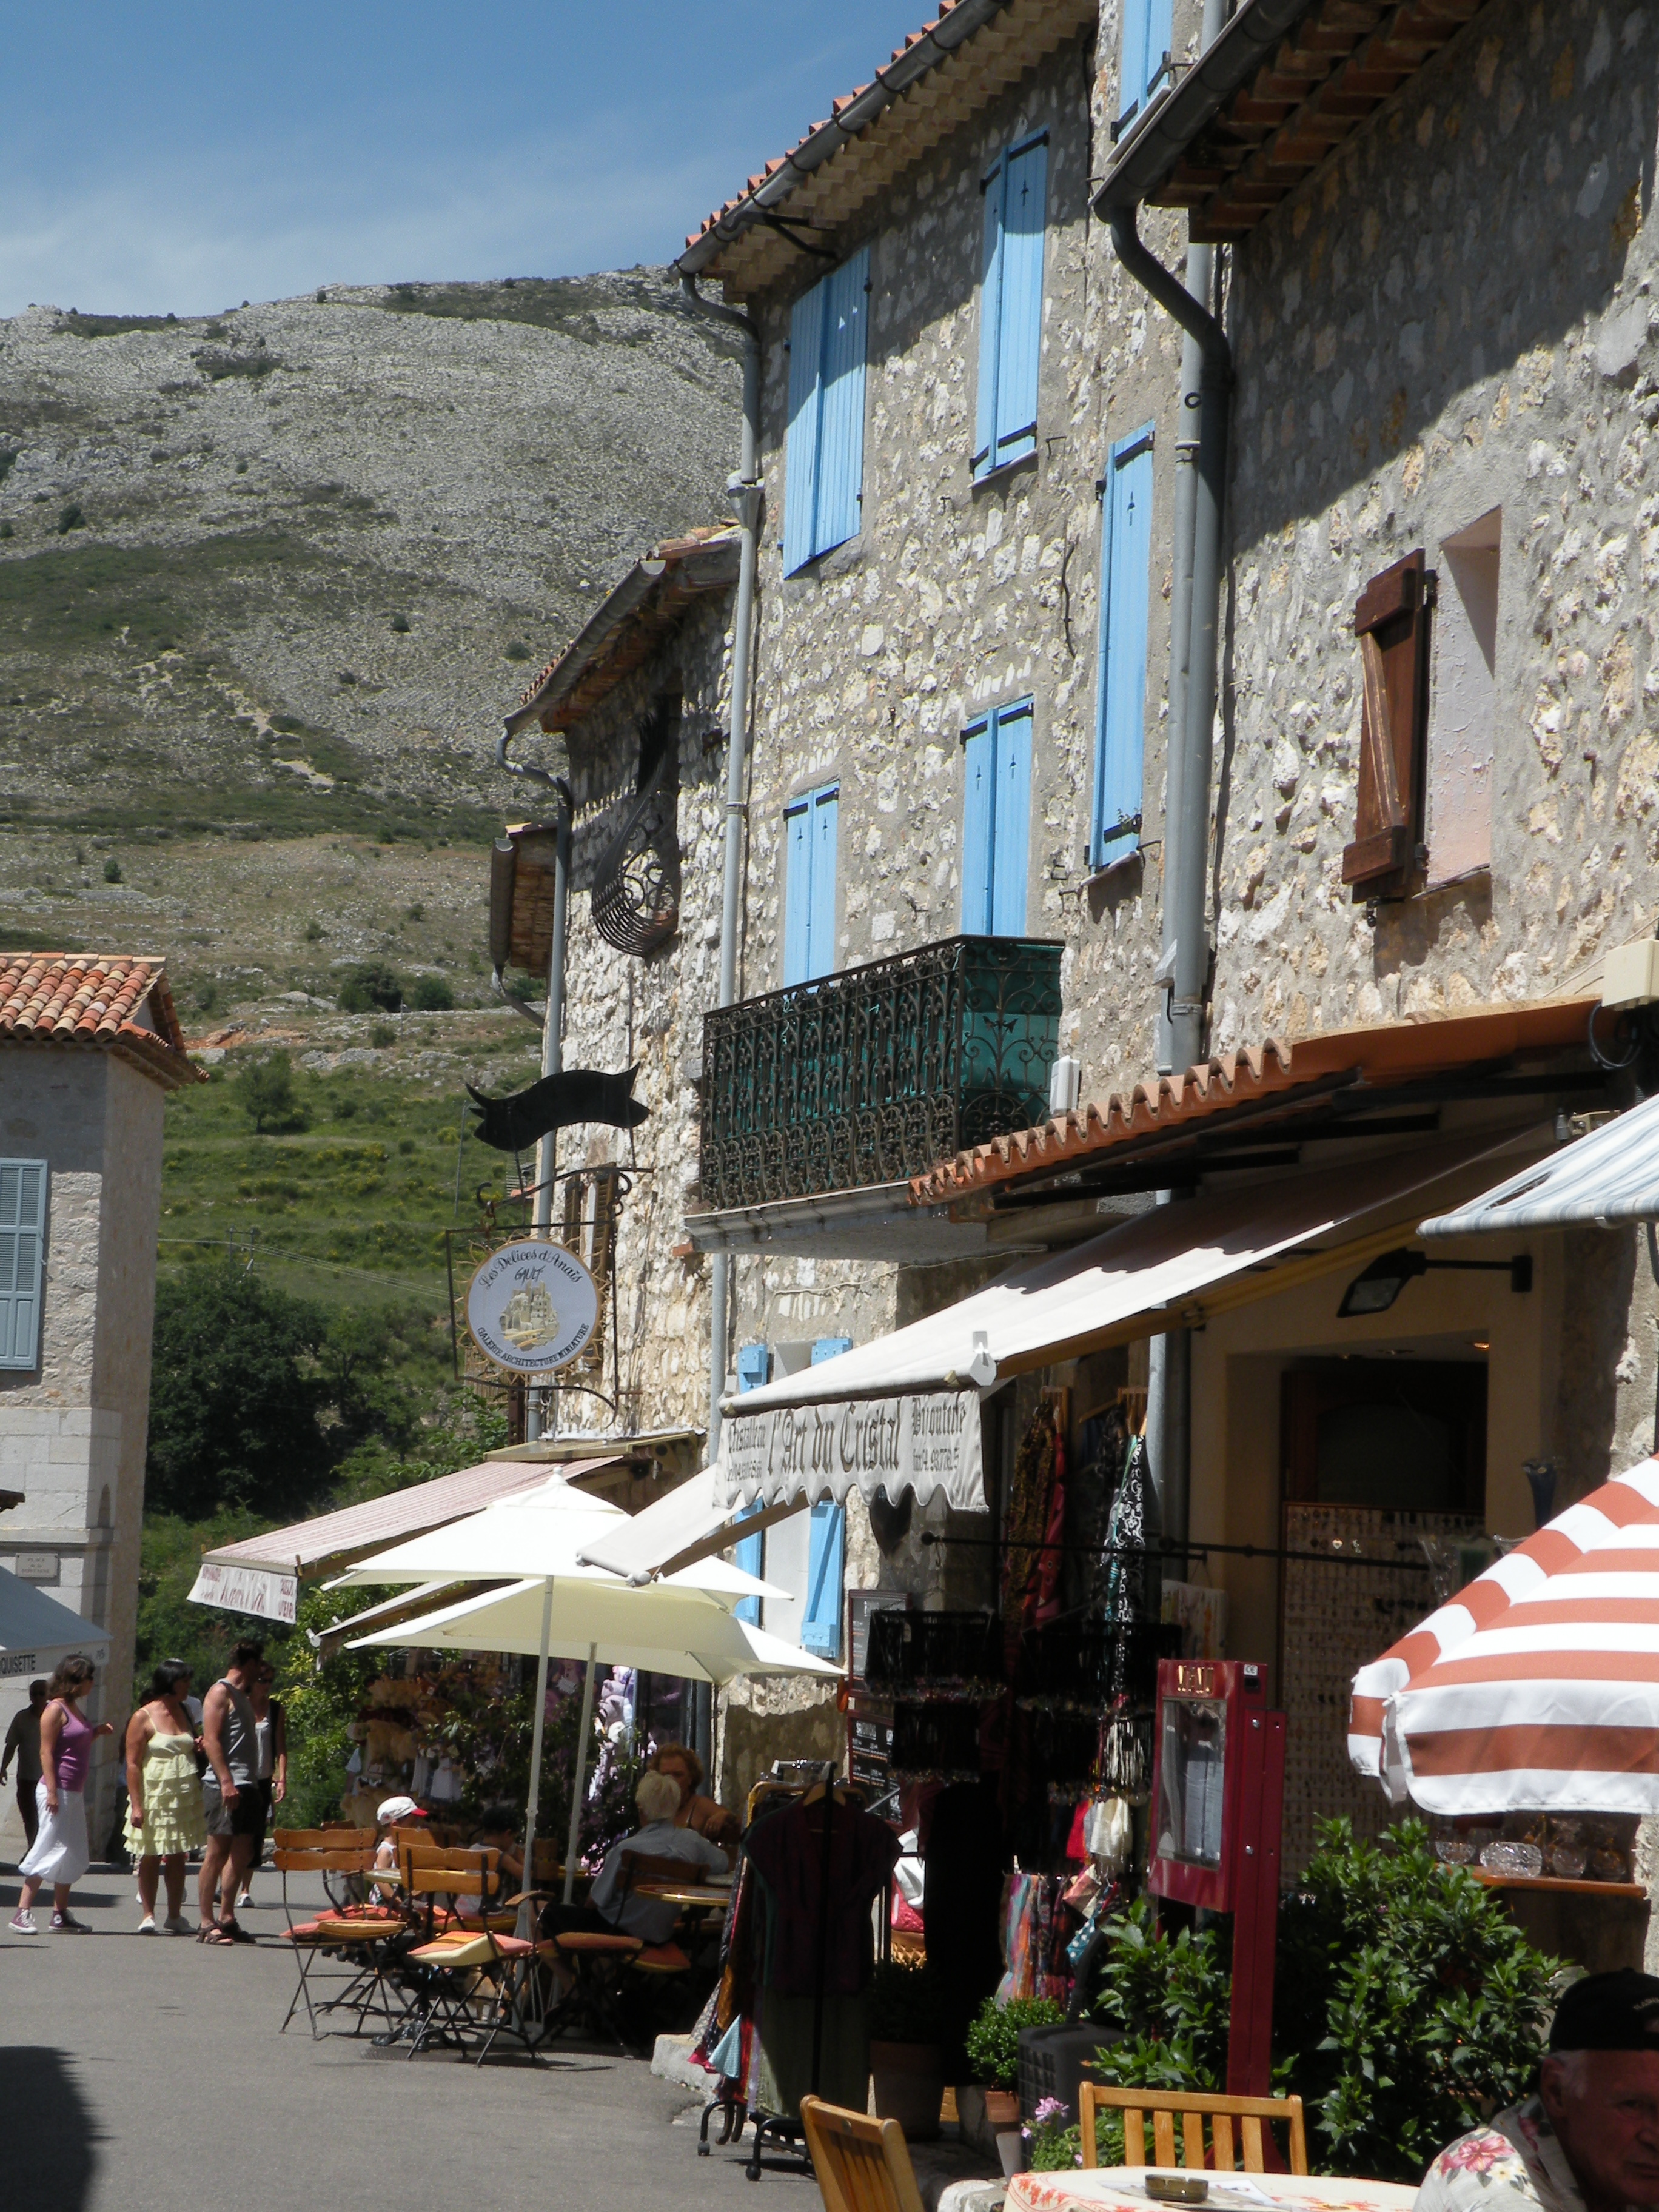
[1098,1433,1165,1797]
[865,1609,1004,1699]
[1002,1401,1061,1677]
[891,1701,984,1783]
[994,1869,1072,2008]
[1084,1795,1133,1873]
[1066,1404,1130,1618]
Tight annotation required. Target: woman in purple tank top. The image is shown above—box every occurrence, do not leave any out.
[10,1653,114,1935]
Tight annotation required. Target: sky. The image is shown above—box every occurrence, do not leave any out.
[1,1,937,318]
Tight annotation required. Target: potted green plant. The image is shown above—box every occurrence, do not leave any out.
[962,1994,1065,2166]
[868,1956,946,2140]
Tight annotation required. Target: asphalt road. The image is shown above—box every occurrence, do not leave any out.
[0,1860,818,2212]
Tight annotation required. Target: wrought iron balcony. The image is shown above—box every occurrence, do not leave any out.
[699,934,1062,1213]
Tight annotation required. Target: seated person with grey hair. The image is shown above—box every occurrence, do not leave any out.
[588,1769,730,1946]
[1416,1971,1659,2212]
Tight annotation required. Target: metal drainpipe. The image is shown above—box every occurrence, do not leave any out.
[495,732,573,1442]
[1113,0,1232,1558]
[679,275,760,1478]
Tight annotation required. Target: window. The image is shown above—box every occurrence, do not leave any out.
[732,1342,770,1624]
[974,134,1048,481]
[1116,0,1174,134]
[1091,424,1155,869]
[962,699,1033,934]
[0,1159,45,1372]
[1428,509,1499,887]
[783,783,839,985]
[783,247,870,575]
[800,1335,851,1660]
[1342,549,1433,902]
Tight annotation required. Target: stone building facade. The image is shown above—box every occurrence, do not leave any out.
[0,956,197,1849]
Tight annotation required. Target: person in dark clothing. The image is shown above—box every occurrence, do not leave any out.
[1,1679,47,1851]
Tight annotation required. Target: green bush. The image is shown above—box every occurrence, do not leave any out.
[338,961,403,1013]
[1275,1818,1561,2182]
[409,974,453,1011]
[58,503,86,533]
[102,855,122,882]
[965,1994,1065,2091]
[369,1021,397,1048]
[870,1955,943,2045]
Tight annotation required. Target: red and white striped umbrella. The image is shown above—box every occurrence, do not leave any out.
[1348,1456,1659,1813]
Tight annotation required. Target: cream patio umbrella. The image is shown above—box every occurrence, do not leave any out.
[329,1472,786,1911]
[347,1570,837,1905]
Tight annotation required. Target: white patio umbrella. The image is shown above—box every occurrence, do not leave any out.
[349,1571,839,1906]
[330,1472,787,1912]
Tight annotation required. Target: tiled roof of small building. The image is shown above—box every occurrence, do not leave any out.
[0,954,200,1088]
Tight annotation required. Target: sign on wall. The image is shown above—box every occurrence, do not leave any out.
[465,1239,598,1376]
[716,1389,985,1513]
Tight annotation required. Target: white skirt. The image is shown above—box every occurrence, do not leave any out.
[19,1781,90,1887]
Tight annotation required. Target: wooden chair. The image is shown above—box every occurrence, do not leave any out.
[1076,2085,1308,2176]
[273,1842,408,2040]
[800,2096,925,2212]
[397,1857,541,2063]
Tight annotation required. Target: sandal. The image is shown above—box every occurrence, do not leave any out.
[198,1925,234,1945]
[221,1920,256,1943]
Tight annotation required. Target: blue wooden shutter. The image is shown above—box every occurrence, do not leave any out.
[973,155,1005,478]
[783,799,813,985]
[0,1159,46,1372]
[814,247,870,558]
[990,700,1033,936]
[732,1343,771,1623]
[992,138,1045,474]
[1119,0,1173,127]
[811,1336,852,1364]
[808,787,838,982]
[802,1500,845,1658]
[783,277,828,577]
[1091,427,1156,868]
[961,715,994,933]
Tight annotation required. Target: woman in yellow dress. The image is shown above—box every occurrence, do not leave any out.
[124,1659,207,1934]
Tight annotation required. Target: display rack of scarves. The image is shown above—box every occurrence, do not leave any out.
[993,1869,1073,2008]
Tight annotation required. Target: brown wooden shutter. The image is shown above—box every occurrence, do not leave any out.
[1342,548,1433,902]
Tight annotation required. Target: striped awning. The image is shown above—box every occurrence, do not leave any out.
[1421,1092,1659,1237]
[1349,1456,1659,1813]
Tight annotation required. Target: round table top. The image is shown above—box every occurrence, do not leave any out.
[1007,2169,1419,2212]
[632,1882,731,1907]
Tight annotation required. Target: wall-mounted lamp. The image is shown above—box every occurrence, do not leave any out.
[1336,1245,1533,1319]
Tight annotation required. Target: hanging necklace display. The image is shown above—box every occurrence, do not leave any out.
[465,1237,598,1375]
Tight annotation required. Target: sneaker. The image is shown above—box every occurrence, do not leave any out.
[138,1914,158,1934]
[8,1910,36,1934]
[51,1911,91,1933]
[163,1914,193,1936]
[235,1890,253,1908]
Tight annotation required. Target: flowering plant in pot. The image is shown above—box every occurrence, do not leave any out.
[964,1993,1065,2127]
[868,1956,946,2140]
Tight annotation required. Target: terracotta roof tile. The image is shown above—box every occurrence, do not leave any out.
[0,954,200,1088]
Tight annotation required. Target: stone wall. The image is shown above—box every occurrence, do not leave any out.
[540,590,733,1446]
[0,1046,167,1842]
[1213,0,1659,1046]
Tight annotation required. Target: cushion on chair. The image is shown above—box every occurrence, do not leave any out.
[554,1930,642,1956]
[409,1932,534,1968]
[631,1942,691,1973]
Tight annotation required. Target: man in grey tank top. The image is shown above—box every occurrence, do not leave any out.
[198,1640,266,1943]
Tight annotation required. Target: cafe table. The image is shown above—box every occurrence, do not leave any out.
[1007,2169,1419,2212]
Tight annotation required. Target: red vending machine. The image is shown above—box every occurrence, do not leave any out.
[1145,1658,1286,2097]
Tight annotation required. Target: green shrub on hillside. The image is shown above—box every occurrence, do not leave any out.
[233,1048,306,1133]
[338,961,403,1013]
[409,975,453,1011]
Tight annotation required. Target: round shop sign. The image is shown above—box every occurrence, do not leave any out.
[466,1239,598,1375]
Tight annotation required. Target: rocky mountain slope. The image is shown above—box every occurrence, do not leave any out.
[0,271,742,857]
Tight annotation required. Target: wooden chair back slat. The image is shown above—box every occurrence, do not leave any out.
[273,1848,374,1874]
[1078,2086,1306,2177]
[800,2097,925,2212]
[273,1828,358,1848]
[620,1850,699,1888]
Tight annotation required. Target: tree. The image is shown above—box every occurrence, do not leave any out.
[145,1263,337,1519]
[338,962,403,1013]
[233,1050,305,1133]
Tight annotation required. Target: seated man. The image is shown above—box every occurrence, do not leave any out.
[1416,1971,1659,2212]
[651,1742,740,1852]
[588,1771,729,1946]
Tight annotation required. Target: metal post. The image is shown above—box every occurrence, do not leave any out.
[518,1576,555,1939]
[561,1641,598,1905]
[527,791,571,1443]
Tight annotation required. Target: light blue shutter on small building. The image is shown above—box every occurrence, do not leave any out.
[1091,426,1155,869]
[974,136,1047,481]
[0,1159,46,1372]
[961,717,994,934]
[783,249,870,574]
[1118,0,1173,130]
[732,1343,770,1624]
